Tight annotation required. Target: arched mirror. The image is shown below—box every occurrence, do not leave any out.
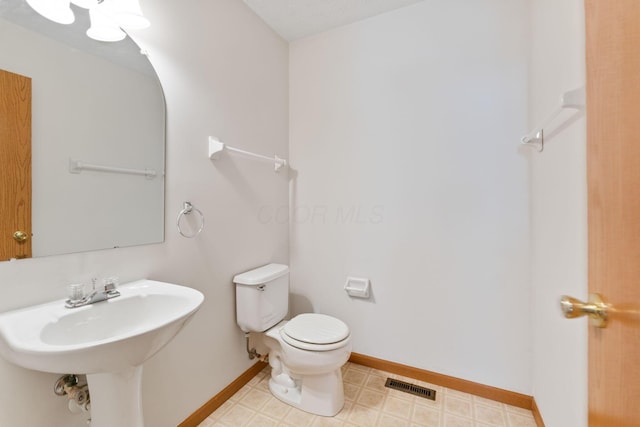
[0,0,165,261]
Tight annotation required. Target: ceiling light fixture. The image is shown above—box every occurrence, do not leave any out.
[26,0,75,25]
[87,5,126,42]
[26,0,150,42]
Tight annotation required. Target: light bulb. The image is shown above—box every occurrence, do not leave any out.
[26,0,75,25]
[87,7,126,42]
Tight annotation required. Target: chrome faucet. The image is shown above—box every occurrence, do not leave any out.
[65,277,121,308]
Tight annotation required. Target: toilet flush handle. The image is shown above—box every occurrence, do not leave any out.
[257,284,266,291]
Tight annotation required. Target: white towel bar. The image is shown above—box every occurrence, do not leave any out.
[521,87,585,152]
[208,136,287,172]
[69,159,157,179]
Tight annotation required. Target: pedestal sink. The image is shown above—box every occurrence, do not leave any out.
[0,279,204,427]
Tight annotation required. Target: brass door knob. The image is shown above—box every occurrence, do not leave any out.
[560,293,608,328]
[13,231,28,243]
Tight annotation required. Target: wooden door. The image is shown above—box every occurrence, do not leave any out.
[585,1,640,425]
[0,69,32,260]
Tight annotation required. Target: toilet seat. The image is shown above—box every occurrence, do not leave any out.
[281,313,350,351]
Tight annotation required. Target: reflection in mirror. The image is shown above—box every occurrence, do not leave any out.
[0,1,165,261]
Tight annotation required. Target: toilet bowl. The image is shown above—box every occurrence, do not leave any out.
[233,264,352,416]
[263,314,352,416]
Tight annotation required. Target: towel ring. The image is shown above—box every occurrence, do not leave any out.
[176,202,204,238]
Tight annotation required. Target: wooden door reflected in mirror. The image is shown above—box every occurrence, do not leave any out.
[0,68,31,260]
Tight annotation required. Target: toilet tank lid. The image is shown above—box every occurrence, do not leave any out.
[233,263,289,285]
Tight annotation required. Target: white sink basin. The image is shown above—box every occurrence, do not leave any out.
[0,279,204,427]
[0,279,203,373]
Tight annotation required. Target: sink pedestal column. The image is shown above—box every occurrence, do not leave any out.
[87,366,144,427]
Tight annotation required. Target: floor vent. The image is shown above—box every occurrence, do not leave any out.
[384,378,436,401]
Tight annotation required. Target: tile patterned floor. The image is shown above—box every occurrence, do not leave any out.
[198,362,538,427]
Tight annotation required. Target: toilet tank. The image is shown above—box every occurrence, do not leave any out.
[234,263,289,333]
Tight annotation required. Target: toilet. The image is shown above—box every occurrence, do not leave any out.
[234,263,352,416]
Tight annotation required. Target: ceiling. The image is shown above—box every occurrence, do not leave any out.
[1,0,424,61]
[243,0,425,41]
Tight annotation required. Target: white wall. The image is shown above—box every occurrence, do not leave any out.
[289,0,532,394]
[0,0,288,426]
[0,0,589,425]
[529,0,587,425]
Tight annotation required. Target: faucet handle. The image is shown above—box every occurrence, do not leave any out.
[67,283,85,302]
[103,277,119,292]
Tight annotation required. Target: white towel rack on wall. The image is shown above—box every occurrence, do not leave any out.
[208,136,287,172]
[521,87,586,152]
[69,158,158,179]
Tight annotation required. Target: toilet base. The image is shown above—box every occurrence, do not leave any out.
[268,369,345,417]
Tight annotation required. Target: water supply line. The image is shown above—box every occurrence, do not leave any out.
[245,332,268,362]
[54,374,91,414]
